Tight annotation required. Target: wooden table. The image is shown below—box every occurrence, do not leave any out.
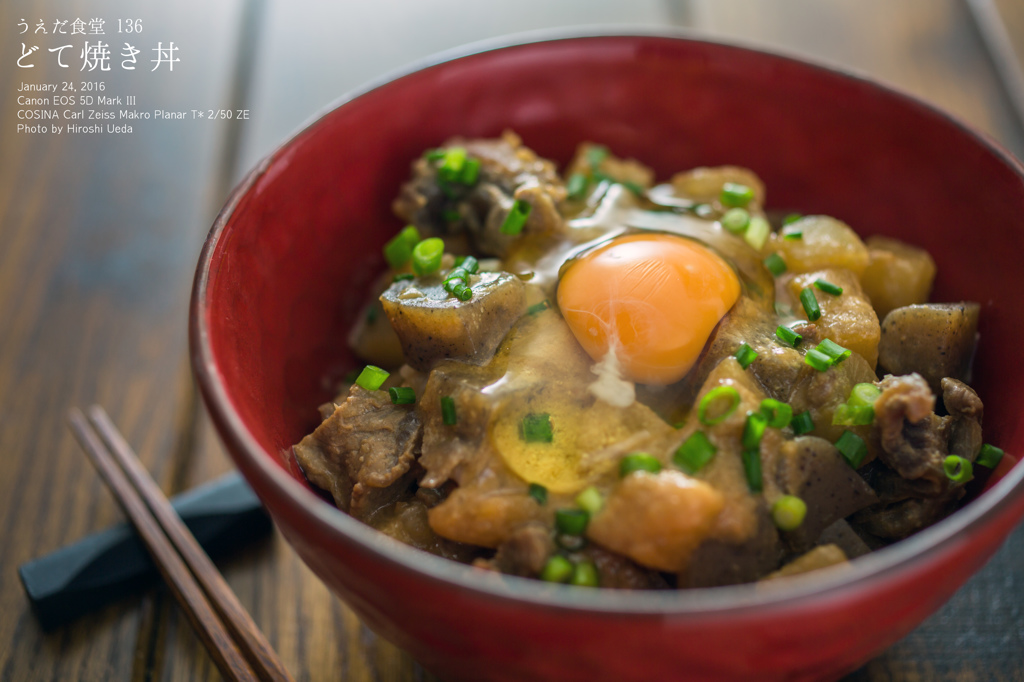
[2,1,1022,679]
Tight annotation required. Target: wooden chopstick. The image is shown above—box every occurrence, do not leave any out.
[84,406,294,682]
[68,406,294,682]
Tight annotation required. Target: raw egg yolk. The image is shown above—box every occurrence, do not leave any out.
[557,233,740,385]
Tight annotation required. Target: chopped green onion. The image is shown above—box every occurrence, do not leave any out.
[791,410,815,435]
[500,199,532,236]
[760,399,793,429]
[555,509,589,536]
[459,157,481,185]
[783,231,803,240]
[943,455,974,485]
[721,208,751,234]
[674,431,717,474]
[382,238,409,268]
[355,365,389,391]
[814,279,843,296]
[441,396,457,425]
[832,403,874,425]
[835,431,867,468]
[444,268,469,284]
[393,272,415,282]
[833,383,880,425]
[444,267,468,285]
[744,216,771,250]
[800,287,822,322]
[567,172,588,200]
[816,339,851,364]
[782,213,802,226]
[776,325,803,347]
[848,383,882,408]
[388,386,415,405]
[699,386,742,425]
[735,343,759,369]
[771,495,807,531]
[742,449,763,492]
[805,348,833,372]
[977,443,1005,469]
[540,555,574,583]
[587,145,609,169]
[520,413,553,443]
[720,182,755,208]
[527,300,551,316]
[424,148,446,161]
[528,483,548,505]
[438,146,467,183]
[366,306,378,324]
[570,561,600,587]
[575,487,604,515]
[742,411,768,450]
[383,225,421,269]
[619,452,662,477]
[458,255,479,274]
[444,264,473,301]
[412,237,444,276]
[442,209,461,223]
[764,253,787,277]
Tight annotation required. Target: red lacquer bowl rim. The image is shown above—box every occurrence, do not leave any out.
[190,28,1024,617]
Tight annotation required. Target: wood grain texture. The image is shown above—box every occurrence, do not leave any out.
[690,0,1024,157]
[3,0,1023,681]
[0,0,244,680]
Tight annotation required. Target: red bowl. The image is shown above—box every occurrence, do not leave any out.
[191,32,1024,681]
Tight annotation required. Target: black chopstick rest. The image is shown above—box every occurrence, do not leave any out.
[18,472,272,631]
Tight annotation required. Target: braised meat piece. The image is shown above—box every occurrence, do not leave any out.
[874,373,948,485]
[293,386,421,520]
[393,130,567,257]
[473,522,554,577]
[853,496,959,540]
[375,497,482,563]
[943,377,984,460]
[851,375,985,539]
[580,545,669,590]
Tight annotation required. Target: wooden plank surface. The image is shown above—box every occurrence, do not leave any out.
[2,1,1023,681]
[0,0,244,679]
